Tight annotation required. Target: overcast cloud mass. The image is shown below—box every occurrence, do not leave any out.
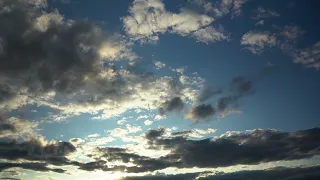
[0,0,319,179]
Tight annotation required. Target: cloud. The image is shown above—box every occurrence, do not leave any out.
[220,0,249,17]
[69,138,85,146]
[217,96,239,113]
[78,147,175,173]
[185,104,215,122]
[253,7,280,20]
[0,162,66,174]
[255,20,264,26]
[171,128,217,138]
[0,138,76,167]
[159,97,184,115]
[144,120,153,126]
[294,41,320,70]
[87,133,100,138]
[189,0,249,18]
[0,117,39,139]
[0,0,207,122]
[107,125,142,138]
[147,127,320,169]
[123,165,320,180]
[241,31,277,54]
[73,127,320,174]
[122,0,228,43]
[196,84,222,103]
[84,137,115,146]
[230,76,253,95]
[154,61,166,70]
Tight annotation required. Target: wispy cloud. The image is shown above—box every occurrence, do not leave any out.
[241,31,277,54]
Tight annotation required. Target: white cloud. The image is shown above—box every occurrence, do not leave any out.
[108,128,128,137]
[126,124,142,133]
[253,7,280,20]
[137,115,149,120]
[117,119,127,125]
[171,67,185,74]
[154,61,166,69]
[221,0,249,17]
[294,41,320,70]
[122,0,227,43]
[107,125,142,137]
[144,120,153,126]
[193,26,228,44]
[188,128,217,138]
[241,31,277,54]
[87,133,100,138]
[85,137,115,146]
[255,20,264,26]
[154,114,165,121]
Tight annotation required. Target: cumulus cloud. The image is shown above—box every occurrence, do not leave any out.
[241,31,277,54]
[0,0,207,122]
[122,0,228,43]
[154,61,166,69]
[144,120,153,126]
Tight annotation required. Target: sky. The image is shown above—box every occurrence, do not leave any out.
[0,0,320,179]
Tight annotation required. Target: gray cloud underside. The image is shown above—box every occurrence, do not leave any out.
[0,127,318,174]
[0,162,66,174]
[0,138,76,167]
[72,127,320,173]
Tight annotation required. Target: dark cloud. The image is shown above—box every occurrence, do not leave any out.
[0,139,76,166]
[159,97,184,115]
[123,166,320,180]
[171,130,193,137]
[145,128,166,140]
[0,0,140,115]
[230,76,253,95]
[217,96,239,112]
[75,128,320,174]
[185,104,215,121]
[0,162,66,174]
[0,0,102,93]
[78,147,177,173]
[0,122,16,133]
[149,127,320,169]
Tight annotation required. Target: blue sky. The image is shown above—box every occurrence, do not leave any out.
[0,0,320,179]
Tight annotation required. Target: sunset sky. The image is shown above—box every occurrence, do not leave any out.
[0,0,319,179]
